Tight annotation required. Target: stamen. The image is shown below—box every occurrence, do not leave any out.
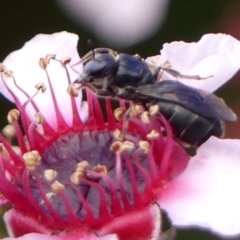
[141,111,150,124]
[39,58,48,70]
[114,108,126,121]
[139,141,150,154]
[2,124,15,141]
[35,83,46,93]
[45,54,56,64]
[113,129,123,141]
[67,84,79,97]
[23,150,41,169]
[44,169,58,181]
[110,141,122,153]
[35,112,45,125]
[76,160,89,173]
[149,105,159,116]
[121,141,135,152]
[92,164,108,174]
[7,109,20,123]
[129,105,142,117]
[71,172,84,185]
[60,57,71,66]
[147,130,160,139]
[51,181,65,192]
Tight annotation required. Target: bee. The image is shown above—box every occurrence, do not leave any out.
[75,48,237,146]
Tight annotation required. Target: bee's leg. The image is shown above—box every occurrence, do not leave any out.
[160,67,213,81]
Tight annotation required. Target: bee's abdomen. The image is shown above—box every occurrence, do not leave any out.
[157,102,224,147]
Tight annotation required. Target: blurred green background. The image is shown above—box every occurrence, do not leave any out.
[0,0,240,239]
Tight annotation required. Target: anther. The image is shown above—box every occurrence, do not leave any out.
[60,57,71,66]
[113,129,123,141]
[2,124,16,139]
[147,130,160,139]
[35,83,46,93]
[130,105,142,117]
[45,54,56,64]
[114,108,126,121]
[76,161,89,173]
[39,58,47,70]
[71,172,84,185]
[121,141,135,152]
[35,112,45,124]
[139,141,150,153]
[141,111,150,124]
[7,109,20,123]
[51,181,65,192]
[149,105,159,116]
[162,61,172,68]
[92,164,108,174]
[44,169,58,181]
[45,192,55,200]
[0,63,6,72]
[67,84,79,97]
[23,151,41,169]
[31,150,41,165]
[110,141,122,153]
[0,64,13,78]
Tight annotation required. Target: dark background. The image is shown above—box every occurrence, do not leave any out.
[0,0,240,239]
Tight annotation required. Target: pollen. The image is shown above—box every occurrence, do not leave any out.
[76,160,89,173]
[149,105,159,116]
[121,141,135,152]
[51,180,65,192]
[44,169,58,181]
[60,57,71,66]
[67,84,79,97]
[71,172,84,185]
[35,112,45,124]
[23,150,41,169]
[35,83,46,93]
[113,129,123,141]
[139,141,150,153]
[141,111,150,124]
[129,105,142,117]
[147,130,160,139]
[114,108,126,121]
[2,124,16,139]
[110,141,122,153]
[7,109,20,123]
[92,164,108,174]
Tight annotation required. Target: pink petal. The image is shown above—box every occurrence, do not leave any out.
[3,232,118,240]
[1,32,87,128]
[97,203,161,240]
[147,33,240,92]
[3,209,119,240]
[158,136,240,237]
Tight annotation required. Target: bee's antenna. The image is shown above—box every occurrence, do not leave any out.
[87,39,95,59]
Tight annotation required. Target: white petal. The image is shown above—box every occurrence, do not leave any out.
[147,33,240,92]
[56,0,169,48]
[1,32,86,127]
[158,136,240,236]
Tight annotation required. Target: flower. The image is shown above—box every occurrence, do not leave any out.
[1,32,240,240]
[0,32,189,240]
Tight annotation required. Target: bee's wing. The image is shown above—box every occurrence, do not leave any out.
[136,80,237,121]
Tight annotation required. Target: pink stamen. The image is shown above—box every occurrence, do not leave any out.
[115,152,131,210]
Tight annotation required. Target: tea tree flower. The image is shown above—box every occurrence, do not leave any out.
[0,32,240,240]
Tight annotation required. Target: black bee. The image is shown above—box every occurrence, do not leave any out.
[75,48,237,146]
